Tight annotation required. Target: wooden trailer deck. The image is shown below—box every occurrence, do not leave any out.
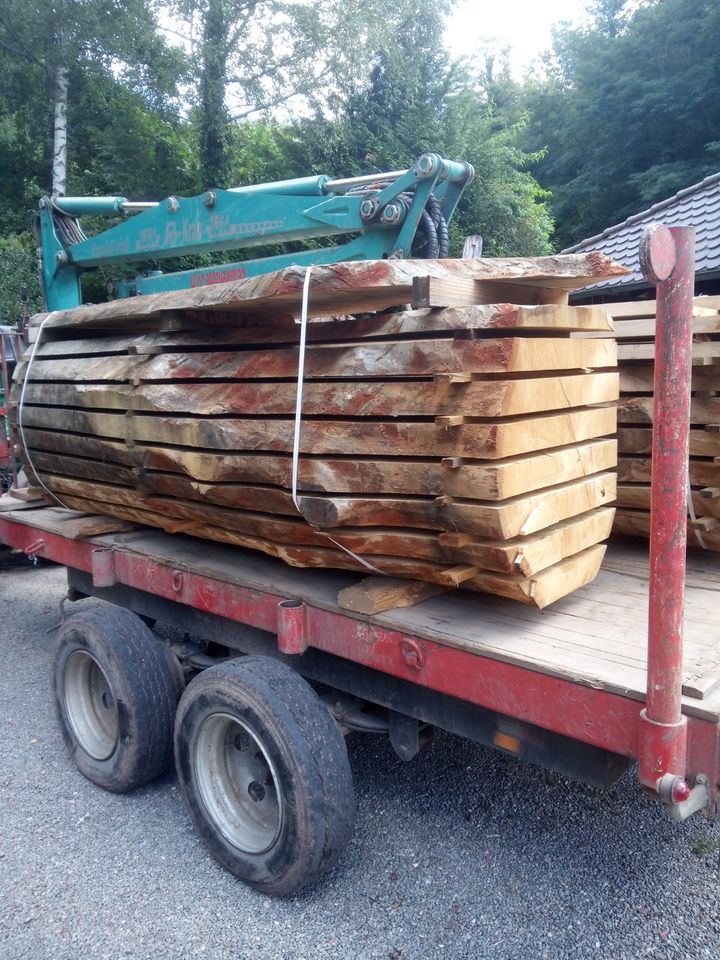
[2,501,720,724]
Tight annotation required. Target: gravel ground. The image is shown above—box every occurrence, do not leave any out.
[1,559,720,960]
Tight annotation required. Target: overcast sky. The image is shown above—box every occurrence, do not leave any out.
[445,0,590,74]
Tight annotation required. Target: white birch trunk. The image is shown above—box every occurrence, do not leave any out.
[51,31,69,196]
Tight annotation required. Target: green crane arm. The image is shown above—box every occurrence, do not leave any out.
[38,153,474,311]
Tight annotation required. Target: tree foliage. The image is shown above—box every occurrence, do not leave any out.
[292,9,552,256]
[0,234,42,325]
[0,0,189,230]
[523,0,720,248]
[172,0,460,186]
[0,0,571,319]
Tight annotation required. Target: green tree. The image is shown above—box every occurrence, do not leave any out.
[68,67,198,199]
[0,0,186,195]
[198,0,230,187]
[0,0,192,308]
[293,6,552,256]
[444,99,553,257]
[523,0,720,247]
[0,235,41,325]
[172,0,457,188]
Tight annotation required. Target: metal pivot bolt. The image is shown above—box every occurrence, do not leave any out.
[203,191,217,208]
[379,202,404,226]
[415,153,440,178]
[359,197,380,221]
[166,196,180,213]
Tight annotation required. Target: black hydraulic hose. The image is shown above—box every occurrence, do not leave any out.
[33,216,49,310]
[53,211,84,247]
[428,196,449,258]
[50,198,85,247]
[348,180,448,259]
[417,208,439,258]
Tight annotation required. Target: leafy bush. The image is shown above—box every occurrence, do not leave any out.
[0,233,41,324]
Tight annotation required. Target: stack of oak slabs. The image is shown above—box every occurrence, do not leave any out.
[11,254,626,607]
[593,296,720,550]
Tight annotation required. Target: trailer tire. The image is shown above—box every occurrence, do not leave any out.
[175,656,355,896]
[53,606,182,792]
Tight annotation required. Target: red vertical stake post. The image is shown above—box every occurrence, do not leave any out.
[637,223,695,791]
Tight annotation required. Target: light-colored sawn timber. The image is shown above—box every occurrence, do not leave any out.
[596,295,720,551]
[14,255,624,605]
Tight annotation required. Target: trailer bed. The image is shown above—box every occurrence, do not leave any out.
[3,502,720,723]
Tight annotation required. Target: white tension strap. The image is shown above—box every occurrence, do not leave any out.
[687,475,707,550]
[17,314,71,510]
[20,283,385,571]
[292,266,384,574]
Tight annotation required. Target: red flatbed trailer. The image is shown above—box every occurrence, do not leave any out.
[2,224,718,895]
[1,503,719,881]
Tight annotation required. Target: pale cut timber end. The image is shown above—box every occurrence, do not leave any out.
[0,494,48,512]
[8,485,45,503]
[598,294,720,321]
[434,373,473,384]
[690,517,720,532]
[436,564,478,586]
[467,543,607,608]
[54,513,137,539]
[438,532,473,548]
[435,416,465,428]
[448,507,615,578]
[337,576,449,614]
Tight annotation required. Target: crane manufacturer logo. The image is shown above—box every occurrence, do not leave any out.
[206,213,285,239]
[190,267,247,287]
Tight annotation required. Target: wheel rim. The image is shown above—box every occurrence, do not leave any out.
[63,651,119,760]
[194,713,284,855]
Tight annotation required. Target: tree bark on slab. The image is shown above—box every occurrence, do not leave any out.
[13,261,623,599]
[14,404,617,460]
[20,371,619,419]
[29,253,629,331]
[24,435,617,501]
[20,335,617,382]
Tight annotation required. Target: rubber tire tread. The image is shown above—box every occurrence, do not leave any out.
[175,655,355,896]
[53,605,182,792]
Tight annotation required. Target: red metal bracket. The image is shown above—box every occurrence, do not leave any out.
[276,599,309,655]
[91,547,117,587]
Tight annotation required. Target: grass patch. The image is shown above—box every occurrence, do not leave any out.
[691,831,720,856]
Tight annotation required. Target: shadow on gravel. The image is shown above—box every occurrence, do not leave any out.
[3,570,719,960]
[0,549,57,572]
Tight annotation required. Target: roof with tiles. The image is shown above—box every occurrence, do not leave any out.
[562,172,720,294]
